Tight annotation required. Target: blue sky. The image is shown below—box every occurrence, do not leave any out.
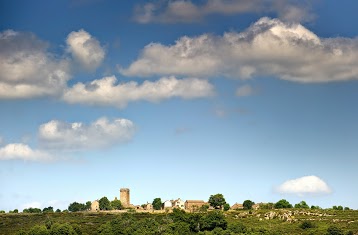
[1,0,358,211]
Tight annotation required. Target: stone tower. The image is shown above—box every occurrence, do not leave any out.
[120,188,130,207]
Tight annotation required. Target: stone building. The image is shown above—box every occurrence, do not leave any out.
[120,188,130,208]
[172,198,185,209]
[185,200,207,211]
[91,200,99,211]
[231,203,243,210]
[143,203,153,210]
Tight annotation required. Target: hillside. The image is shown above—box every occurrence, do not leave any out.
[0,209,357,235]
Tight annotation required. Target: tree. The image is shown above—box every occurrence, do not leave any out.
[294,201,309,209]
[208,194,226,209]
[43,206,54,213]
[0,210,5,213]
[223,203,230,211]
[111,198,123,210]
[152,198,162,210]
[99,197,112,211]
[68,202,86,212]
[55,209,61,213]
[85,201,92,211]
[23,207,42,213]
[243,200,255,210]
[274,199,292,209]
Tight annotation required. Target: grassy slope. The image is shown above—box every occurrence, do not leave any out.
[0,209,357,235]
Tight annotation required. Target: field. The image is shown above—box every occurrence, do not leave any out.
[0,209,357,235]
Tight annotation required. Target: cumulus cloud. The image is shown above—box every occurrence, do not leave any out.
[0,30,71,99]
[276,175,332,196]
[38,117,136,150]
[133,0,312,24]
[63,76,214,108]
[121,17,358,83]
[66,29,105,71]
[0,143,53,162]
[236,84,254,97]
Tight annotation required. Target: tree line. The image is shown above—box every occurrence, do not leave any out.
[1,194,352,214]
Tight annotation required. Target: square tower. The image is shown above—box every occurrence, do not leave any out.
[120,188,130,207]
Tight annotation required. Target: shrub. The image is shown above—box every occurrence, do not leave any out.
[300,221,315,229]
[28,225,49,235]
[228,222,247,233]
[326,226,343,235]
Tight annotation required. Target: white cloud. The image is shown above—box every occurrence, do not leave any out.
[66,29,105,71]
[121,17,358,83]
[21,201,42,210]
[236,84,254,97]
[276,175,332,196]
[0,30,71,99]
[38,117,136,150]
[0,143,53,162]
[133,0,312,24]
[63,76,214,108]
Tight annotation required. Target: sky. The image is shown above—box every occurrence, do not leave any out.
[0,0,358,212]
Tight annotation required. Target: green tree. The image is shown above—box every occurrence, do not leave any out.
[152,198,162,210]
[43,206,54,213]
[99,197,112,210]
[243,200,255,210]
[344,207,350,210]
[68,202,86,212]
[274,199,292,209]
[111,198,122,210]
[85,201,91,211]
[23,208,42,213]
[223,203,230,211]
[0,210,5,213]
[294,201,309,209]
[55,209,61,213]
[208,194,226,209]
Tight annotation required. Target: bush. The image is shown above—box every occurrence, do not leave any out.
[28,225,49,235]
[300,221,315,229]
[50,223,77,235]
[228,222,247,233]
[326,226,343,235]
[200,211,227,231]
